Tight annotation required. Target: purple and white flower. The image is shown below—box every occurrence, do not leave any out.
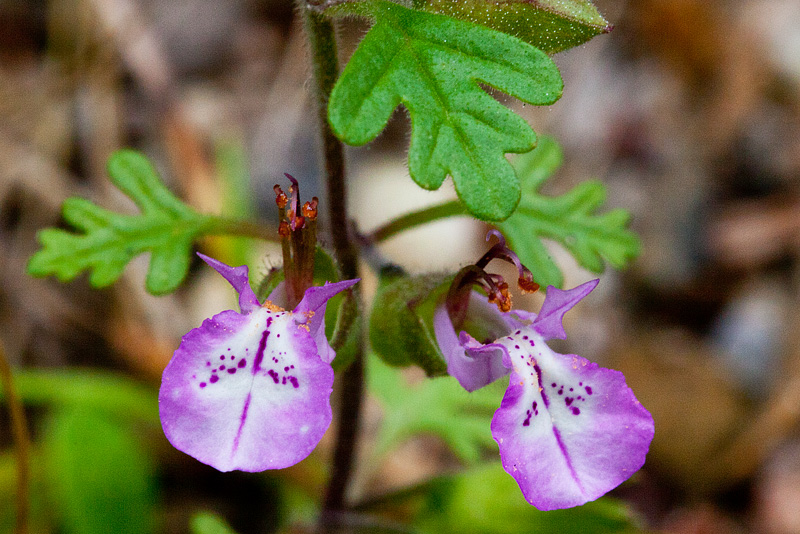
[159,254,358,472]
[434,240,653,510]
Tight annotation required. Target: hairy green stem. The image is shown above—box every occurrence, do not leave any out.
[301,4,365,518]
[0,341,30,534]
[369,200,467,243]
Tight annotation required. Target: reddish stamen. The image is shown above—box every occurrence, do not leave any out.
[274,185,288,209]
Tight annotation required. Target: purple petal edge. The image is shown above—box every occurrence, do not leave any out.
[533,279,599,340]
[294,279,360,364]
[197,253,261,313]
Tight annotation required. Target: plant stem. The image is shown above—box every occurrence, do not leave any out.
[368,200,467,243]
[0,341,30,534]
[301,3,364,517]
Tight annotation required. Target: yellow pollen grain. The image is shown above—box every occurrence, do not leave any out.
[262,300,285,313]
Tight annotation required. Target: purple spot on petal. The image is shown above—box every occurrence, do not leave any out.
[565,397,573,406]
[199,382,207,388]
[219,365,226,371]
[210,375,219,384]
[253,329,269,373]
[571,407,580,415]
[238,359,246,368]
[569,387,573,392]
[267,369,279,384]
[515,345,520,349]
[289,376,299,388]
[585,386,593,395]
[206,361,211,367]
[227,368,237,374]
[551,383,556,387]
[220,355,225,360]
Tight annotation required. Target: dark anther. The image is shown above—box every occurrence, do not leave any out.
[445,230,540,329]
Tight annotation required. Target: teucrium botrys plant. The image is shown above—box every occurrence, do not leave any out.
[27,0,651,525]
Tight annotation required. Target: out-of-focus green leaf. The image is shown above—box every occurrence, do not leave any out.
[497,136,640,288]
[191,512,240,534]
[42,408,156,534]
[328,0,562,221]
[416,0,611,54]
[0,369,158,425]
[28,149,213,295]
[0,450,50,534]
[369,355,504,463]
[369,268,450,376]
[215,138,256,267]
[416,463,640,534]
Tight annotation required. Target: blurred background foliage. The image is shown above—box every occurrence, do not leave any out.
[2,0,800,532]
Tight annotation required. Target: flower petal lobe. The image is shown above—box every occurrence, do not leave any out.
[533,279,598,340]
[197,253,260,313]
[159,307,334,472]
[491,328,654,510]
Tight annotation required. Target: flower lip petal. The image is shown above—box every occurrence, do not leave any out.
[159,306,335,472]
[198,253,261,313]
[532,279,598,340]
[490,327,654,510]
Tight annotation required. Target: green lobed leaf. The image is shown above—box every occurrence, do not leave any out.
[369,267,450,376]
[42,407,156,534]
[28,149,213,295]
[416,462,640,533]
[416,0,611,54]
[191,512,241,534]
[329,0,563,221]
[497,136,640,288]
[368,355,504,464]
[0,368,159,425]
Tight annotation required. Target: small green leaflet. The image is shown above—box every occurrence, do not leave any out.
[369,355,504,464]
[28,150,213,295]
[498,136,640,288]
[190,512,240,534]
[328,0,563,221]
[416,0,611,54]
